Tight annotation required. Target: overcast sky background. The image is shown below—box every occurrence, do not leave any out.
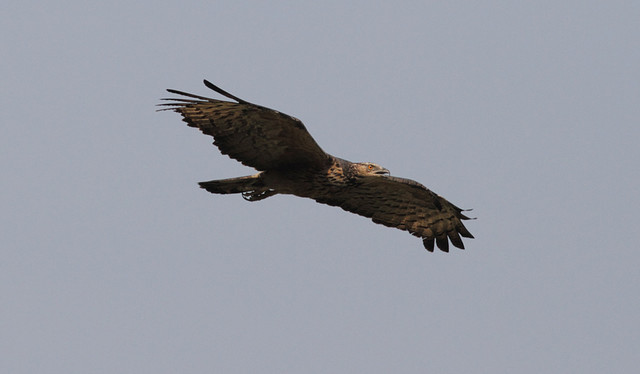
[2,1,639,373]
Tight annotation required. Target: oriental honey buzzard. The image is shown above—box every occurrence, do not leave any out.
[159,80,474,252]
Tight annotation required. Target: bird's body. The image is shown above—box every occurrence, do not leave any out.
[159,80,474,252]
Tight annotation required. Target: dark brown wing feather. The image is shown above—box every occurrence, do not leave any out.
[159,80,330,171]
[314,175,474,252]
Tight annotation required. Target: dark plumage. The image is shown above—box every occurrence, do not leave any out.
[159,80,474,252]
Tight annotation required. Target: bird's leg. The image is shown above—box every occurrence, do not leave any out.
[242,189,276,202]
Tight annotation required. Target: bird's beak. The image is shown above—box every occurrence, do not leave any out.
[376,168,390,176]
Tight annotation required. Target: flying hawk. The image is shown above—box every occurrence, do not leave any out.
[159,80,474,252]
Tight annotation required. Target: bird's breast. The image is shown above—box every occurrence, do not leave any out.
[262,164,349,199]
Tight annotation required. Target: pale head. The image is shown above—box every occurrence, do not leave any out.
[352,162,390,176]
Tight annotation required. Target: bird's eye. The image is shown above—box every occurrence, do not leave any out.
[368,165,373,170]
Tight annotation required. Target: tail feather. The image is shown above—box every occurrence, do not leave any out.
[198,174,263,194]
[198,174,276,201]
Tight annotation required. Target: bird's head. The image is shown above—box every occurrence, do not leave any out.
[353,162,390,177]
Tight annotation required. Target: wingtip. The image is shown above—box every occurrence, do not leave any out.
[423,238,435,252]
[203,79,216,90]
[202,79,248,104]
[460,208,477,220]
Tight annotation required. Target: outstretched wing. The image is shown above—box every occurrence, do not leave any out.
[315,176,474,252]
[159,80,330,171]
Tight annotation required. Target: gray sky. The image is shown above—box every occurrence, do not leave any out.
[2,1,639,373]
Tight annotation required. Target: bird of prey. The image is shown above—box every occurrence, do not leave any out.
[159,80,474,252]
